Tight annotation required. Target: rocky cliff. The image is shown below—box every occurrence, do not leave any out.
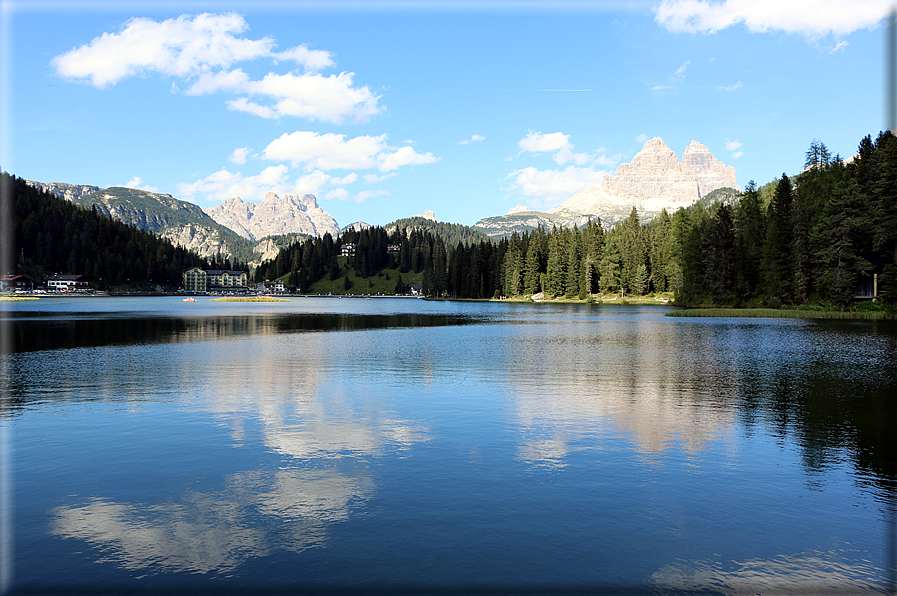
[205,192,340,241]
[26,181,99,202]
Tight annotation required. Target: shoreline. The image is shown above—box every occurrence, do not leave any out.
[665,308,896,320]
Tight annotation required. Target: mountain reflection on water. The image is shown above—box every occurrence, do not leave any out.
[5,299,897,593]
[6,311,482,353]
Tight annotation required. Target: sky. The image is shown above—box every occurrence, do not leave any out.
[1,0,894,228]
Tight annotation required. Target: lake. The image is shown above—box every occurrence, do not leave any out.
[2,296,896,595]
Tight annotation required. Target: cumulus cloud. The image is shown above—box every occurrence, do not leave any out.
[263,131,437,172]
[176,164,289,203]
[123,177,158,192]
[229,147,251,165]
[51,13,272,87]
[294,170,331,195]
[517,131,593,165]
[507,165,608,209]
[654,0,892,38]
[509,131,619,207]
[457,134,486,145]
[51,13,382,124]
[227,71,382,124]
[329,173,358,186]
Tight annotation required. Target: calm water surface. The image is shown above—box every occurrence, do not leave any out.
[2,296,896,594]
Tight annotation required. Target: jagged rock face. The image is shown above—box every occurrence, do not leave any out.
[251,237,283,263]
[552,137,738,218]
[341,222,371,233]
[205,193,339,241]
[161,225,230,259]
[26,181,100,202]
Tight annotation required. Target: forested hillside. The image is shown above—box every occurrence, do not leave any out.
[7,173,235,289]
[385,216,492,246]
[257,131,896,305]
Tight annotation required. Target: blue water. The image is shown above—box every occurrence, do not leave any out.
[3,297,896,594]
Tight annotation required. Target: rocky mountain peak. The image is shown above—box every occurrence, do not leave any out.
[205,192,339,241]
[550,137,739,222]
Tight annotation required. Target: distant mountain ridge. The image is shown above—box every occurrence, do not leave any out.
[474,137,739,237]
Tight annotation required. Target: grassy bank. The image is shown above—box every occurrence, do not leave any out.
[0,295,39,301]
[666,308,896,320]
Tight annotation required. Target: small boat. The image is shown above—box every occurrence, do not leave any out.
[183,297,197,302]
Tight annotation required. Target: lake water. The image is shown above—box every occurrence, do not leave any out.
[2,297,896,595]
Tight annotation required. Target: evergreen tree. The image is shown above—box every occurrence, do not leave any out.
[763,174,794,301]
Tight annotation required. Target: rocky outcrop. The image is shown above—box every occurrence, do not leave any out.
[26,181,100,202]
[252,237,284,264]
[161,225,231,259]
[341,222,372,234]
[205,193,340,241]
[551,138,738,219]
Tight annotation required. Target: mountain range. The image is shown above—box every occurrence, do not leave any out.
[27,136,739,261]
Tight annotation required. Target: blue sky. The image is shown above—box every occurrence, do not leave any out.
[1,0,892,227]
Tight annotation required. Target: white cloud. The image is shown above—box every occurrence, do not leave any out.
[724,138,743,151]
[457,134,486,145]
[635,133,650,143]
[294,170,330,194]
[507,165,608,208]
[52,13,274,88]
[263,131,386,170]
[271,44,334,71]
[377,145,438,172]
[830,40,849,53]
[518,131,570,154]
[262,131,437,173]
[229,71,382,124]
[671,60,691,81]
[186,68,250,95]
[363,172,395,184]
[229,147,251,165]
[716,81,743,92]
[731,151,744,159]
[51,13,383,125]
[324,188,350,201]
[329,173,358,186]
[654,0,892,38]
[177,164,289,203]
[124,176,158,192]
[517,131,592,165]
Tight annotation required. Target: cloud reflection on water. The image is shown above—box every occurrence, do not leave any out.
[49,469,373,574]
